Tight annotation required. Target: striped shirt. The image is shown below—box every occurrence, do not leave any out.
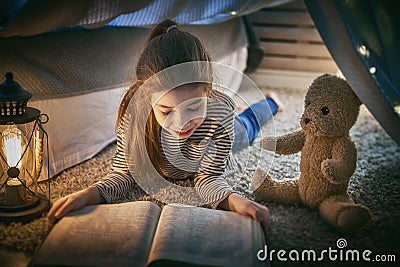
[94,90,238,209]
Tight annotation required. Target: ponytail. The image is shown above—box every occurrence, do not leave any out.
[147,19,178,43]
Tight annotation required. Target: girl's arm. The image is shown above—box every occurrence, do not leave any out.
[89,121,139,203]
[195,135,271,229]
[47,185,103,223]
[47,124,137,223]
[194,112,236,209]
[195,100,271,229]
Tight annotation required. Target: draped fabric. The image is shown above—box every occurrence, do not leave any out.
[0,0,293,37]
[306,0,400,146]
[0,18,247,100]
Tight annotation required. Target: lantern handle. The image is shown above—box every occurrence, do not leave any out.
[39,113,49,124]
[5,72,13,82]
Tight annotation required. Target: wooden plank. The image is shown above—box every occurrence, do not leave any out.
[253,26,323,42]
[249,0,337,74]
[260,42,332,58]
[260,56,338,73]
[248,69,325,91]
[247,10,314,26]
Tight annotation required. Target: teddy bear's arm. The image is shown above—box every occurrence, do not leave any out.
[321,136,357,184]
[260,129,305,155]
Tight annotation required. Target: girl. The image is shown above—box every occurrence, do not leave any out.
[47,19,283,229]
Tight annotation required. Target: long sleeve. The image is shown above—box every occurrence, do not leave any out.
[93,121,137,203]
[194,91,237,209]
[194,114,236,208]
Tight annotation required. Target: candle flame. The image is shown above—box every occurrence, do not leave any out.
[2,128,23,168]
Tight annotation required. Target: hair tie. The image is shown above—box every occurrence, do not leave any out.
[167,25,178,33]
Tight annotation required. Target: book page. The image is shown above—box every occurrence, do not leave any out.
[147,204,266,267]
[30,201,161,267]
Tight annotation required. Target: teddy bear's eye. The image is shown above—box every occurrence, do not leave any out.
[321,107,330,115]
[306,101,311,107]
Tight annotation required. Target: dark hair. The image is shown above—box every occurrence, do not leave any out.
[118,19,212,175]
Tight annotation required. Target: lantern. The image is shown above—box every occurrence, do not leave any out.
[0,72,50,223]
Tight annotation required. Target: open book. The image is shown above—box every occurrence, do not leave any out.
[29,201,268,267]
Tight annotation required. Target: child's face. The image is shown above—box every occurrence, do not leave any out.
[151,84,207,139]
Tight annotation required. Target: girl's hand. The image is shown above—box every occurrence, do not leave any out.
[221,193,271,230]
[47,186,103,224]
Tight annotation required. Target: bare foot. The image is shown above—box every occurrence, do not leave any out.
[236,104,247,113]
[266,92,284,112]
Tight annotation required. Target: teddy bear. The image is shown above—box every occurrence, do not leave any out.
[252,74,371,233]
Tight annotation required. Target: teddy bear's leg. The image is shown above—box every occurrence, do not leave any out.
[319,195,371,233]
[252,168,302,205]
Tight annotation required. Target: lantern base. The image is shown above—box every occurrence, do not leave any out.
[0,195,49,224]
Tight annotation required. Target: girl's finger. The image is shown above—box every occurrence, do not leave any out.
[251,203,271,230]
[54,196,79,220]
[246,205,262,222]
[260,212,271,230]
[47,197,69,223]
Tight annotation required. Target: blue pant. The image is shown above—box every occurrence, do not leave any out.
[232,97,278,152]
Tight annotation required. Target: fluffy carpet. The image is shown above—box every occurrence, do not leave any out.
[1,86,399,267]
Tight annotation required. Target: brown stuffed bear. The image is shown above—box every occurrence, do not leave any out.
[253,74,371,233]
